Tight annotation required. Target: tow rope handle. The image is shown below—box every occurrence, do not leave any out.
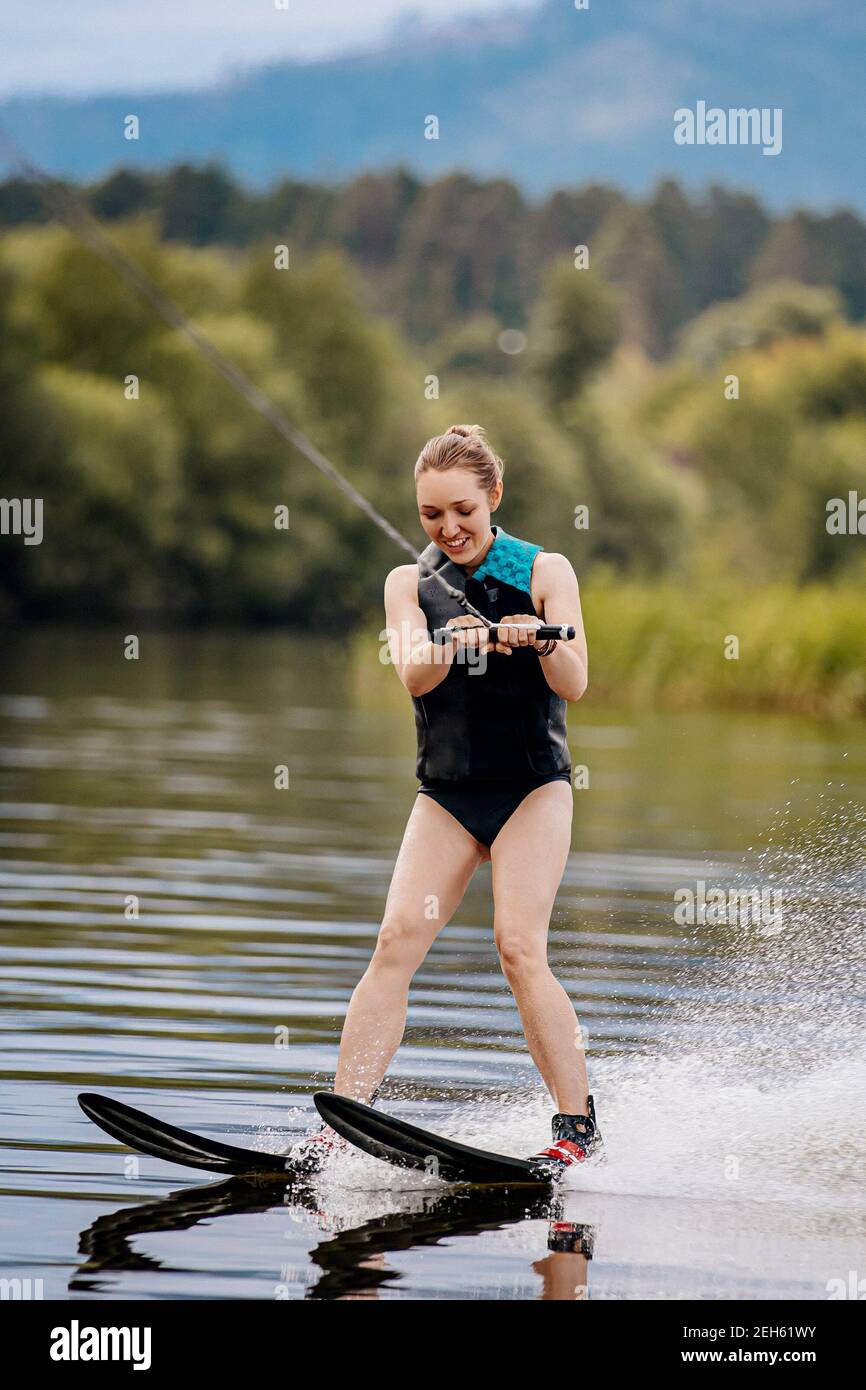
[431,623,575,643]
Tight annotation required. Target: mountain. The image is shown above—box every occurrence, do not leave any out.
[0,0,863,212]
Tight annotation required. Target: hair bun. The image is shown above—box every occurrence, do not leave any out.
[446,423,484,438]
[415,422,503,492]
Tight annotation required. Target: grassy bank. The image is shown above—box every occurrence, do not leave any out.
[581,574,866,717]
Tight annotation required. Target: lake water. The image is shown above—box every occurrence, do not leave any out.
[1,628,864,1301]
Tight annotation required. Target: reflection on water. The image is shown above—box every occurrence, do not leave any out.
[0,628,864,1299]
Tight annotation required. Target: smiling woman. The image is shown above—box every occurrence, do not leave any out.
[285,422,604,1182]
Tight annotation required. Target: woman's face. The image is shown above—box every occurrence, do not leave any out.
[417,467,501,564]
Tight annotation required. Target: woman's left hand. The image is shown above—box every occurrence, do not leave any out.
[490,614,541,655]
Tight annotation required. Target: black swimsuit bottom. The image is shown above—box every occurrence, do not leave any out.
[417,772,572,850]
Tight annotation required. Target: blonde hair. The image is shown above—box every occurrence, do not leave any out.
[414,424,504,497]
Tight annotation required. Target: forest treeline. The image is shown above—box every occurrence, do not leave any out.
[0,172,864,711]
[1,165,865,356]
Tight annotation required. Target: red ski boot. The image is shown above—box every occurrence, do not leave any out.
[527,1095,604,1181]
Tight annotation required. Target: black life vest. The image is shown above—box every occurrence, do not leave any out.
[411,525,571,781]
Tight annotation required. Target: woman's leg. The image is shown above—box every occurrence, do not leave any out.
[332,794,487,1102]
[489,780,590,1115]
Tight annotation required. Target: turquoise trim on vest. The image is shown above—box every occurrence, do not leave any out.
[467,525,542,592]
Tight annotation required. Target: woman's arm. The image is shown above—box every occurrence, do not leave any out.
[530,552,588,702]
[383,565,458,697]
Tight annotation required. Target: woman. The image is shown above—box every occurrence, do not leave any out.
[289,424,603,1180]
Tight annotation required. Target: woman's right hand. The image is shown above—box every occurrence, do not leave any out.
[445,616,492,651]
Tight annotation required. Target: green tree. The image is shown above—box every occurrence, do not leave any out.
[11,366,181,616]
[678,281,843,368]
[160,163,244,245]
[88,169,156,222]
[593,204,685,358]
[394,174,531,341]
[532,259,620,409]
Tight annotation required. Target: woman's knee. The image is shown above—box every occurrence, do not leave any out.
[494,927,548,980]
[372,914,427,974]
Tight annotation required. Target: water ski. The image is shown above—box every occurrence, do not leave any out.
[314,1091,553,1187]
[78,1092,300,1180]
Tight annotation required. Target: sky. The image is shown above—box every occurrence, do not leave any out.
[1,0,860,211]
[0,0,539,98]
